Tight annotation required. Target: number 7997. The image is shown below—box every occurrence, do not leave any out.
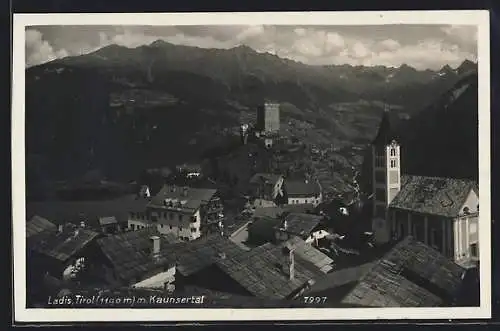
[303,296,327,304]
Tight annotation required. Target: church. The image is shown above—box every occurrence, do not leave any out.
[370,110,479,269]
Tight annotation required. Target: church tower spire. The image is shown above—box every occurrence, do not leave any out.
[371,108,401,245]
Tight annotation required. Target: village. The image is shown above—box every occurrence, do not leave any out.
[26,102,481,308]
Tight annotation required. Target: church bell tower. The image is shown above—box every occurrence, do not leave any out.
[371,108,401,244]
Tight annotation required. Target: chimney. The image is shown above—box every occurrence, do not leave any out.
[282,220,288,230]
[150,235,161,258]
[73,229,80,237]
[80,221,86,228]
[182,187,189,197]
[58,224,63,233]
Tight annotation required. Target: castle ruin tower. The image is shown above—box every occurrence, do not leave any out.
[371,108,401,245]
[256,102,280,134]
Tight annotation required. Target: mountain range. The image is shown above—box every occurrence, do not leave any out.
[24,40,478,199]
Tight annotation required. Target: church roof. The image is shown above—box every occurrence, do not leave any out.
[389,175,478,218]
[372,110,398,147]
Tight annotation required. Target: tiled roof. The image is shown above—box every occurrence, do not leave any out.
[279,213,323,237]
[284,236,334,274]
[341,236,466,307]
[175,234,247,276]
[27,224,99,262]
[148,185,217,213]
[286,180,321,198]
[214,243,320,300]
[249,173,283,186]
[390,175,478,217]
[99,216,118,226]
[96,227,181,283]
[26,215,57,238]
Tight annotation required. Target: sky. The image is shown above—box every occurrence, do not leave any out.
[25,25,477,70]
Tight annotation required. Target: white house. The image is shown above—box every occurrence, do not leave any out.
[128,185,223,241]
[285,179,323,206]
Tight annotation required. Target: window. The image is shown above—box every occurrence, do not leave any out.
[169,225,172,229]
[477,204,479,211]
[191,227,197,233]
[178,214,183,221]
[470,222,477,234]
[390,159,398,168]
[470,243,478,257]
[463,207,470,215]
[375,170,386,183]
[399,222,405,238]
[390,148,396,157]
[179,226,183,231]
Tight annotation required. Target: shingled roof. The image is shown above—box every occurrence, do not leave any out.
[148,185,217,213]
[285,180,321,198]
[341,236,466,307]
[305,262,375,295]
[284,236,334,274]
[389,175,478,218]
[98,216,118,226]
[249,173,283,186]
[27,224,99,262]
[26,215,57,238]
[214,242,321,300]
[96,227,181,283]
[278,213,324,238]
[175,234,247,276]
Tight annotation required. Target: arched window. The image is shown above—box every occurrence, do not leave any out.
[390,148,396,157]
[463,207,470,215]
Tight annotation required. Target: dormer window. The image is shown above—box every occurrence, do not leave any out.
[463,207,470,215]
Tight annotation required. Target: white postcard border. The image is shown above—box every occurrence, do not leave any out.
[12,10,492,322]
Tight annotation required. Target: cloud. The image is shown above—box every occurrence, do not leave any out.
[25,29,69,67]
[25,25,478,70]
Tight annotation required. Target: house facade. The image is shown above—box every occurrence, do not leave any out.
[285,179,323,206]
[128,185,223,241]
[249,173,284,204]
[370,110,480,268]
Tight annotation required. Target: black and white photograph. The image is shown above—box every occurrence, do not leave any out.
[12,11,491,322]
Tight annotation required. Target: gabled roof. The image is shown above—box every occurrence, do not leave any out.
[284,236,334,274]
[96,227,181,283]
[148,185,217,213]
[174,234,247,276]
[214,242,321,300]
[389,175,478,217]
[99,216,118,226]
[27,224,99,262]
[26,215,57,238]
[249,173,283,186]
[278,213,323,237]
[286,180,321,198]
[372,109,398,147]
[341,236,466,307]
[305,262,375,295]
